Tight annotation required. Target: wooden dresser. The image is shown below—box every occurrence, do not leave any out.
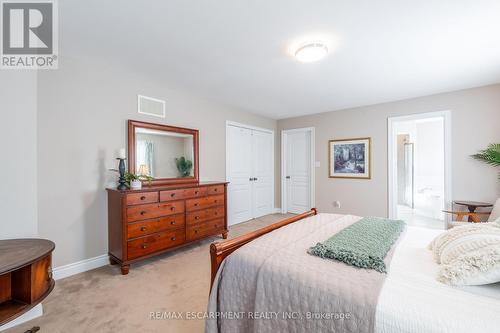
[106,181,228,274]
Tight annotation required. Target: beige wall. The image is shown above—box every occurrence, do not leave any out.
[0,71,38,239]
[37,57,277,267]
[278,84,500,217]
[4,65,499,269]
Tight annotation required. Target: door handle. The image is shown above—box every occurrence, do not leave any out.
[249,177,253,181]
[253,177,258,181]
[286,176,291,179]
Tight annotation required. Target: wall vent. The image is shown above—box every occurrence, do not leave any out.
[137,95,165,118]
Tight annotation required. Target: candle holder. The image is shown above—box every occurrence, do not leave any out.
[116,158,127,191]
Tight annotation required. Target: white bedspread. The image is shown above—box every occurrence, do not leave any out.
[375,226,500,333]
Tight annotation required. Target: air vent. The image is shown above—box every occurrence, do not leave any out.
[137,95,165,118]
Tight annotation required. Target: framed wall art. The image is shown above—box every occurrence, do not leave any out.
[329,137,371,179]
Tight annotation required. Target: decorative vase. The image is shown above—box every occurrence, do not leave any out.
[130,180,142,190]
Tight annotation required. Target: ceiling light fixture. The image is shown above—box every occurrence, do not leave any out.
[294,42,328,63]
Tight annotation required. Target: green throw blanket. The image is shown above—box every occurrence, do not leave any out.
[308,217,406,273]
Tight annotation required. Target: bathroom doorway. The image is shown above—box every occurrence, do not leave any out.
[388,111,451,229]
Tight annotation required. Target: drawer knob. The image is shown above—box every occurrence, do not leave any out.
[214,212,218,215]
[214,200,218,203]
[170,221,176,225]
[195,216,200,220]
[142,244,148,249]
[140,211,146,216]
[140,196,146,200]
[140,226,147,231]
[214,188,218,192]
[194,230,198,234]
[171,237,176,241]
[170,207,175,211]
[195,191,199,195]
[194,203,198,206]
[171,193,175,197]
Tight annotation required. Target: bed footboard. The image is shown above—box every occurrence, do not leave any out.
[209,208,317,287]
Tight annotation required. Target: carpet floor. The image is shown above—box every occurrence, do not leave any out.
[5,213,293,333]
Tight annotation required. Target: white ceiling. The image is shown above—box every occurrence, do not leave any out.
[64,0,500,119]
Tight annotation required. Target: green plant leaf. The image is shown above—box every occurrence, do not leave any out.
[472,143,500,180]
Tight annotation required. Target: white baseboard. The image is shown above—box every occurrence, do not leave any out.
[53,254,109,281]
[0,304,43,332]
[272,207,282,214]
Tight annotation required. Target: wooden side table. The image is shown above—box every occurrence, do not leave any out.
[453,200,493,222]
[0,239,55,326]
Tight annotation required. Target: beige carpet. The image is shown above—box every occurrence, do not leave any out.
[5,213,293,333]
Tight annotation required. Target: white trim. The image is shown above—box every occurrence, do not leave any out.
[137,94,166,118]
[281,127,316,214]
[52,254,109,281]
[225,120,274,134]
[387,110,452,228]
[0,304,43,332]
[225,121,275,224]
[272,207,282,214]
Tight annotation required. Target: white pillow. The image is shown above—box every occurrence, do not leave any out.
[438,244,500,286]
[428,225,500,264]
[439,232,500,264]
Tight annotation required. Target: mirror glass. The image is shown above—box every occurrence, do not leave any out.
[134,127,195,179]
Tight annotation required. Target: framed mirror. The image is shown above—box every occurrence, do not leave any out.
[128,120,199,185]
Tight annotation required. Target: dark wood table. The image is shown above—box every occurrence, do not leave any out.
[453,200,493,222]
[0,239,55,326]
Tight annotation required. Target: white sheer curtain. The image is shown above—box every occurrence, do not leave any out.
[136,141,154,176]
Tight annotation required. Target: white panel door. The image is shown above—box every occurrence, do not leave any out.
[227,126,253,225]
[252,130,274,218]
[286,130,311,214]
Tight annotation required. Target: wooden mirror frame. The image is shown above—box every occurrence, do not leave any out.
[128,120,199,186]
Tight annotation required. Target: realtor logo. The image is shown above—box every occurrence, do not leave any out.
[1,0,58,69]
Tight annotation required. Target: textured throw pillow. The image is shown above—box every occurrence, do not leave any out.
[439,232,500,264]
[428,225,500,264]
[438,244,500,286]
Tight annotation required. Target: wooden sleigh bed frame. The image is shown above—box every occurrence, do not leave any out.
[209,208,317,286]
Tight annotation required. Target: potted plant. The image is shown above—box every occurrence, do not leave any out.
[472,143,500,180]
[175,156,193,177]
[110,170,154,189]
[127,173,144,190]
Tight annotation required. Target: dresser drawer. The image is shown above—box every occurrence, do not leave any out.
[160,187,207,202]
[126,192,158,206]
[186,195,224,212]
[127,201,185,222]
[127,203,161,222]
[127,214,185,239]
[158,201,185,216]
[186,218,224,241]
[207,185,224,195]
[186,206,225,225]
[127,229,185,260]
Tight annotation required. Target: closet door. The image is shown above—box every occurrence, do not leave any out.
[227,125,253,225]
[251,130,274,218]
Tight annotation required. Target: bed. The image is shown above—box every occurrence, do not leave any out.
[207,210,500,333]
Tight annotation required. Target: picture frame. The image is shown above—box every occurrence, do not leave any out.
[329,137,371,179]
